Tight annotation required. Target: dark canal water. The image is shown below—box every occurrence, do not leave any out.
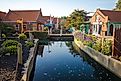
[30,41,121,81]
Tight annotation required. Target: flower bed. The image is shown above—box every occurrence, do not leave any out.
[74,31,112,55]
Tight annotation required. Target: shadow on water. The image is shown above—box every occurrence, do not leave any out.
[29,45,44,81]
[71,42,121,81]
[29,41,121,81]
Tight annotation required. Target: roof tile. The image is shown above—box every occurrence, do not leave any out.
[4,9,42,22]
[0,11,6,20]
[100,10,121,22]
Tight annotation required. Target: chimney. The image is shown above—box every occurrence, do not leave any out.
[9,9,11,12]
[40,8,42,16]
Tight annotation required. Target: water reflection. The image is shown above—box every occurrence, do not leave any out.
[30,41,121,81]
[38,45,44,57]
[65,41,80,57]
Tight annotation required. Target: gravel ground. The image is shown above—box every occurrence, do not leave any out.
[0,41,31,81]
[0,55,17,81]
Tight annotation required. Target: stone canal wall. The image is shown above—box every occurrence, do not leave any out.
[74,38,121,78]
[21,39,38,81]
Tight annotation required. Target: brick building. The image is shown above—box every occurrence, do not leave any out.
[91,9,121,36]
[3,9,43,33]
[0,11,6,21]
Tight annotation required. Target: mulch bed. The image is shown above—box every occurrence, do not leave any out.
[0,40,30,81]
[0,55,17,81]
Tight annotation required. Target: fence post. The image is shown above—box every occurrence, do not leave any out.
[112,27,115,57]
[14,43,23,81]
[101,31,105,50]
[17,43,23,64]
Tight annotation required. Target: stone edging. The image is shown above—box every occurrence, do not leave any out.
[21,39,39,81]
[74,38,121,78]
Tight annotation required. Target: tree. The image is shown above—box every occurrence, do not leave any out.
[64,17,72,29]
[60,16,67,28]
[114,0,121,10]
[0,22,15,38]
[64,9,87,30]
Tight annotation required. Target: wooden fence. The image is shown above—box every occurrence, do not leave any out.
[113,28,121,57]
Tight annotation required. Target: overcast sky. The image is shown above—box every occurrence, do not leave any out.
[0,0,117,17]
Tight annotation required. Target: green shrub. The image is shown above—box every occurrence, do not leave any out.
[6,46,17,54]
[44,27,48,31]
[18,33,27,40]
[2,34,6,38]
[2,40,18,47]
[0,47,7,55]
[101,40,112,55]
[25,41,34,48]
[83,41,93,47]
[32,32,48,39]
[76,38,81,41]
[92,38,102,52]
[74,32,112,56]
[0,45,17,55]
[91,35,97,41]
[1,40,19,55]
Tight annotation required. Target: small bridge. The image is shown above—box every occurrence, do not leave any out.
[48,34,73,37]
[24,31,74,41]
[48,34,74,41]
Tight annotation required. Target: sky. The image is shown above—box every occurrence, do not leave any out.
[0,0,117,17]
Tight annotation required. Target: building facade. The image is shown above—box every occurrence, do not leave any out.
[91,9,121,36]
[3,9,43,33]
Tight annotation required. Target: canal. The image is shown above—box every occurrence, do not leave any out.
[30,41,121,81]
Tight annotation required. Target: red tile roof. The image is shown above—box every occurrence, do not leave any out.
[38,16,61,24]
[53,17,61,24]
[0,11,6,20]
[37,16,50,23]
[4,9,42,22]
[100,10,121,22]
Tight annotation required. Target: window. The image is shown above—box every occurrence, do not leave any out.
[15,24,19,31]
[98,25,102,34]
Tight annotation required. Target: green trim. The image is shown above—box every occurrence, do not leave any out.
[107,22,110,35]
[111,22,121,24]
[85,24,89,34]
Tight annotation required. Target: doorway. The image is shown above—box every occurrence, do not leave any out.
[109,24,113,36]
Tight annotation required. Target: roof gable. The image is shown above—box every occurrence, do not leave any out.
[0,11,6,20]
[37,16,50,23]
[4,9,42,22]
[100,10,121,22]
